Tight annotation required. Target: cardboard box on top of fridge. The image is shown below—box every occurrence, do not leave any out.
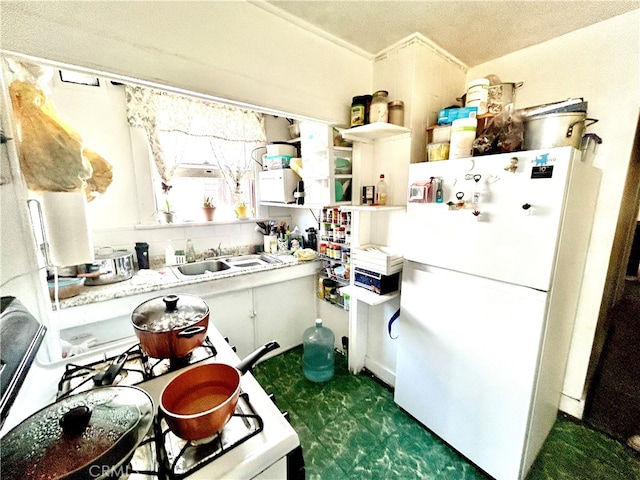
[351,244,403,275]
[437,106,478,125]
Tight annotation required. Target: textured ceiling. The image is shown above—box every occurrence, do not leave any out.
[262,1,639,66]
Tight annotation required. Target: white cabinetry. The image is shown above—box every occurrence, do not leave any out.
[336,123,411,385]
[298,121,353,207]
[202,289,255,358]
[254,276,316,354]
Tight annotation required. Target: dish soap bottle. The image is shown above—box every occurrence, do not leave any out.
[376,174,388,205]
[302,318,335,382]
[165,240,175,266]
[186,239,196,263]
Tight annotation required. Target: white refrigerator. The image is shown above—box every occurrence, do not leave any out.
[394,147,601,480]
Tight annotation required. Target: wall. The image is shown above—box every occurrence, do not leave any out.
[373,35,467,164]
[467,10,640,416]
[0,1,371,124]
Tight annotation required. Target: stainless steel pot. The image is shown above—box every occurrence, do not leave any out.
[0,386,153,480]
[487,82,523,115]
[523,112,598,150]
[79,246,134,285]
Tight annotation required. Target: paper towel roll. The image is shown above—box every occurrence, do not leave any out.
[41,191,94,267]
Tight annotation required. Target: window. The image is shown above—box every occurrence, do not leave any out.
[125,85,266,223]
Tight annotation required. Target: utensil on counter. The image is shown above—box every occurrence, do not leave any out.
[159,341,280,440]
[0,386,153,480]
[131,294,209,359]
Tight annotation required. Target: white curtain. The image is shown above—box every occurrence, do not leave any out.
[124,85,266,186]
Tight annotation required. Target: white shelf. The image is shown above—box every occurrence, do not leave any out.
[340,205,405,212]
[341,122,411,143]
[339,285,400,306]
[260,202,322,209]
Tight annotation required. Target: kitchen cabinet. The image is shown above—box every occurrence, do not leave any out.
[254,275,316,354]
[202,289,255,358]
[298,121,354,207]
[56,262,318,362]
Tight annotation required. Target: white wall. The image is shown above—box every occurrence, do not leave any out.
[373,36,467,164]
[1,1,373,261]
[0,1,371,124]
[468,10,640,416]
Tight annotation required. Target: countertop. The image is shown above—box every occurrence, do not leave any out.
[54,254,318,310]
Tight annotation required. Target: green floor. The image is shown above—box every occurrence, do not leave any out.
[252,347,640,480]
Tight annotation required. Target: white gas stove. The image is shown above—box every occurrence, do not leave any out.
[2,324,302,479]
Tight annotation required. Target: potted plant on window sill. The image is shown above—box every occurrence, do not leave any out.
[162,199,175,224]
[235,201,249,219]
[202,197,216,221]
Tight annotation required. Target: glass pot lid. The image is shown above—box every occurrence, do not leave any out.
[131,294,209,332]
[0,386,154,480]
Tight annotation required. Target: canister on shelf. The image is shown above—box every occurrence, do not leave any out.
[369,90,389,123]
[350,95,367,127]
[388,100,405,126]
[449,117,477,159]
[465,78,490,115]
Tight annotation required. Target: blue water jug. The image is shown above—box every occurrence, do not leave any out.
[302,318,335,382]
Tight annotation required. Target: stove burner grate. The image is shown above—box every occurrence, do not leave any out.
[56,338,217,399]
[158,392,264,479]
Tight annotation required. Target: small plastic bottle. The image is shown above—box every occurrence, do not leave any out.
[185,239,196,263]
[376,174,388,205]
[165,240,175,266]
[302,318,335,382]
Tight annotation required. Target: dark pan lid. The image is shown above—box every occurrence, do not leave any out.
[0,386,153,480]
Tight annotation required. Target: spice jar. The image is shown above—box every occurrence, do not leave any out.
[388,100,405,126]
[369,90,389,123]
[350,95,367,127]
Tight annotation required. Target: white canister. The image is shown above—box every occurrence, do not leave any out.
[449,117,477,159]
[465,78,490,115]
[266,142,296,157]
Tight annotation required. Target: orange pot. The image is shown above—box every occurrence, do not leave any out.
[159,342,279,440]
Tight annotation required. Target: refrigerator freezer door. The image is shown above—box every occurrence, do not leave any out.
[405,147,582,291]
[395,262,548,480]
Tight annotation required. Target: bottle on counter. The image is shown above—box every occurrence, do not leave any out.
[185,239,196,263]
[376,174,388,205]
[302,318,335,382]
[165,240,175,266]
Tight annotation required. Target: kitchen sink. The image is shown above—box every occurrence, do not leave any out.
[170,254,281,279]
[174,260,231,277]
[224,254,282,268]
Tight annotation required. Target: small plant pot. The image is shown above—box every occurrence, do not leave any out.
[163,212,175,224]
[202,207,216,221]
[235,205,248,219]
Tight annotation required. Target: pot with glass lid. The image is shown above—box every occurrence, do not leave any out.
[131,293,210,359]
[0,386,154,480]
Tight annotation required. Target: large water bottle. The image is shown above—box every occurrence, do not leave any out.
[302,318,335,382]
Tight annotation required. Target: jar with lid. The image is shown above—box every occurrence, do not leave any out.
[370,90,389,123]
[388,100,405,126]
[350,95,367,127]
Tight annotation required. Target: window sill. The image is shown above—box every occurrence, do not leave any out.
[134,217,271,230]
